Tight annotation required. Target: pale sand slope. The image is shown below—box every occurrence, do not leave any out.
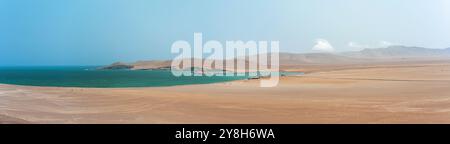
[0,114,29,124]
[1,61,450,124]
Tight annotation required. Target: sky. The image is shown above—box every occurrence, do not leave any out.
[1,0,450,66]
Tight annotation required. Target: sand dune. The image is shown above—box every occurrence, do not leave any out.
[0,114,29,124]
[1,60,450,123]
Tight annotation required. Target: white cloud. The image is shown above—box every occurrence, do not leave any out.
[312,39,334,52]
[379,41,393,47]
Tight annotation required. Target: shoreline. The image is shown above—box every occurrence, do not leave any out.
[1,61,450,123]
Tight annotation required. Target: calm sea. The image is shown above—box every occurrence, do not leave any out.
[0,66,249,88]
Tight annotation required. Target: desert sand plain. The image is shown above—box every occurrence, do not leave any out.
[1,60,450,124]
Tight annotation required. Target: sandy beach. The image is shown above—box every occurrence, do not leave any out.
[1,61,450,124]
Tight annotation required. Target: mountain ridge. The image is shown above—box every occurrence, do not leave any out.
[341,45,450,59]
[101,46,450,70]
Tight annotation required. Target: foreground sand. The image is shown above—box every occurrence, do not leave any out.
[1,61,450,123]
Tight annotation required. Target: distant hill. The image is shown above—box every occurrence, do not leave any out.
[100,62,133,70]
[276,52,365,65]
[101,53,362,70]
[341,45,450,59]
[101,46,450,70]
[132,60,172,70]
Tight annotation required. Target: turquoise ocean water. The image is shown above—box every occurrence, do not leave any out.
[0,66,249,88]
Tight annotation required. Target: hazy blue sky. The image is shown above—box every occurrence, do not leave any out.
[1,0,450,65]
